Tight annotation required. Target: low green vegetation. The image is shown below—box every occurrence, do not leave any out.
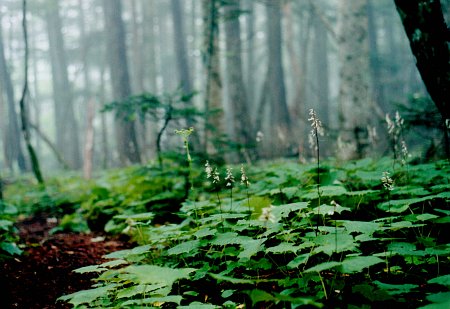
[3,154,450,308]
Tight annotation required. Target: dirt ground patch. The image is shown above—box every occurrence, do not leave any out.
[1,214,131,309]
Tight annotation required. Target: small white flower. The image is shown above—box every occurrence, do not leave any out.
[386,113,395,135]
[212,167,220,184]
[205,161,213,179]
[225,167,235,187]
[308,109,324,137]
[381,171,394,191]
[256,131,264,143]
[259,205,276,223]
[240,165,250,187]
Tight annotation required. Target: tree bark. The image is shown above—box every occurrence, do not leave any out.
[337,0,371,159]
[265,1,291,156]
[223,0,254,160]
[20,0,44,184]
[394,0,450,121]
[102,0,141,165]
[202,0,223,155]
[0,17,27,172]
[45,0,81,169]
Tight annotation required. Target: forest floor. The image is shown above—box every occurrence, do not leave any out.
[1,214,131,309]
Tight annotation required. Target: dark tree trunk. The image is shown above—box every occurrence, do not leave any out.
[45,0,81,169]
[224,0,254,160]
[0,18,26,172]
[102,0,141,165]
[394,0,450,121]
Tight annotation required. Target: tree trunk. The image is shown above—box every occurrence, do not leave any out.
[102,0,141,165]
[337,0,371,159]
[394,0,450,121]
[223,0,254,161]
[20,0,44,184]
[202,0,223,155]
[0,17,27,172]
[45,0,81,169]
[265,1,291,156]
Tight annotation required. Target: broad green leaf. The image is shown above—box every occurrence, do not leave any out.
[178,301,220,308]
[304,261,341,273]
[287,253,309,268]
[120,265,195,293]
[117,283,165,299]
[238,238,266,260]
[74,265,108,274]
[121,295,183,306]
[266,242,300,254]
[167,239,200,255]
[104,244,151,259]
[272,202,309,218]
[310,204,351,216]
[341,220,381,236]
[209,273,255,284]
[428,274,450,287]
[58,284,117,307]
[340,256,383,273]
[302,186,347,200]
[0,242,22,255]
[0,219,13,231]
[373,280,418,295]
[247,289,275,305]
[313,232,357,256]
[211,233,251,246]
[420,292,450,308]
[194,227,216,238]
[378,196,437,213]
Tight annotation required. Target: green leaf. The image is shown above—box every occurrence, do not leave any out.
[340,256,383,273]
[209,273,255,284]
[103,244,151,259]
[304,261,341,273]
[74,265,108,274]
[247,289,275,305]
[58,284,117,307]
[121,295,183,306]
[211,233,251,246]
[428,274,450,287]
[0,242,22,255]
[420,292,450,308]
[266,242,299,254]
[167,239,201,255]
[313,232,357,256]
[178,302,220,309]
[238,238,266,260]
[302,186,347,200]
[373,280,418,295]
[120,265,195,294]
[117,283,165,299]
[287,253,309,268]
[272,202,309,218]
[341,220,381,236]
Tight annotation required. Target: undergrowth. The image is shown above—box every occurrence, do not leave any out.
[4,154,450,308]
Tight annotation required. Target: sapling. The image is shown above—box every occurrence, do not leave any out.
[308,109,324,235]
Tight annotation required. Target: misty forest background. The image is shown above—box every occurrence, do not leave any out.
[0,0,449,178]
